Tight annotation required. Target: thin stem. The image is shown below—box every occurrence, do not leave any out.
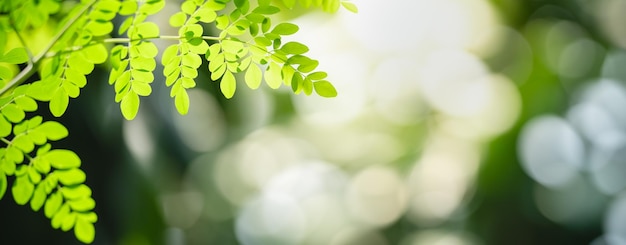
[0,0,97,97]
[1,138,10,145]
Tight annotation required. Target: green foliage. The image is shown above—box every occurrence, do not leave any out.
[0,0,352,243]
[275,0,358,13]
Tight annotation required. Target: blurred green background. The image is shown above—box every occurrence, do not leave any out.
[3,0,626,244]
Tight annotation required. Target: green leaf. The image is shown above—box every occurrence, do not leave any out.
[50,89,69,117]
[307,71,328,80]
[121,91,140,120]
[46,150,81,169]
[75,216,95,244]
[283,0,296,8]
[281,42,309,55]
[134,42,159,58]
[0,172,6,200]
[140,0,165,15]
[194,8,217,23]
[45,191,62,218]
[13,135,34,153]
[56,169,86,186]
[7,147,23,164]
[61,184,91,200]
[253,5,280,15]
[298,59,319,73]
[132,82,152,96]
[181,77,196,88]
[0,66,12,80]
[28,166,42,183]
[188,39,209,54]
[31,183,47,211]
[69,197,96,212]
[161,45,179,65]
[81,44,108,64]
[271,23,299,35]
[0,47,29,64]
[2,103,25,123]
[12,175,34,205]
[303,77,313,95]
[14,96,38,111]
[131,56,157,71]
[291,72,303,93]
[68,54,94,74]
[34,156,51,174]
[324,0,341,12]
[119,0,138,15]
[175,89,190,115]
[0,116,11,137]
[79,212,98,224]
[221,71,236,99]
[181,0,197,15]
[245,64,262,89]
[38,121,69,141]
[341,1,358,13]
[170,12,187,27]
[254,36,272,47]
[134,22,160,38]
[182,53,202,68]
[264,62,282,89]
[85,21,114,36]
[51,203,70,229]
[119,16,134,35]
[61,212,76,232]
[261,17,271,33]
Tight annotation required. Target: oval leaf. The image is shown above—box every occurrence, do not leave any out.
[313,80,337,97]
[45,150,81,169]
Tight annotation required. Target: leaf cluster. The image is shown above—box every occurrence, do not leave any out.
[0,0,353,243]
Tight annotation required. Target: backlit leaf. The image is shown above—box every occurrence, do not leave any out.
[56,168,86,186]
[281,42,309,55]
[221,71,236,99]
[0,173,6,200]
[61,184,92,200]
[46,150,81,169]
[1,47,29,64]
[169,12,186,27]
[45,191,62,218]
[75,217,95,244]
[271,23,299,35]
[50,89,69,117]
[38,121,68,140]
[121,91,140,120]
[341,1,358,13]
[31,183,46,211]
[12,175,34,205]
[2,103,25,123]
[245,64,262,89]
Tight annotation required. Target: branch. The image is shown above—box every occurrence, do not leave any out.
[0,0,97,97]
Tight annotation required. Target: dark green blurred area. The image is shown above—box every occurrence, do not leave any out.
[1,0,624,244]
